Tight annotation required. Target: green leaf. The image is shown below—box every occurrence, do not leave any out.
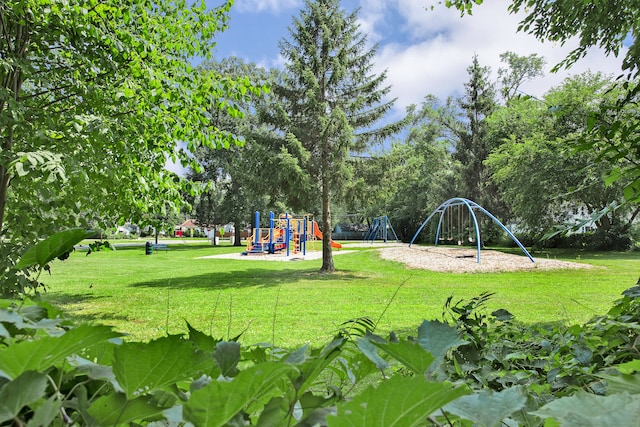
[0,324,120,380]
[26,395,61,427]
[622,286,640,298]
[328,376,470,427]
[371,338,435,375]
[113,335,214,399]
[444,387,527,427]
[67,354,124,393]
[598,373,640,395]
[214,341,241,377]
[417,320,468,369]
[184,362,297,427]
[285,344,308,364]
[88,393,167,426]
[16,228,92,270]
[604,167,623,186]
[256,396,289,426]
[0,371,48,423]
[356,337,389,370]
[491,308,514,321]
[614,359,640,374]
[295,338,344,394]
[531,391,640,426]
[187,321,221,352]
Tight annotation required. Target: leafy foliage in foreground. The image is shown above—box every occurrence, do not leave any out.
[1,283,640,426]
[4,230,640,425]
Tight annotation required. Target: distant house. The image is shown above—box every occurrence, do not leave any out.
[115,223,140,237]
[176,219,200,237]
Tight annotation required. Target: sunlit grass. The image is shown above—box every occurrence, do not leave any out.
[39,240,640,348]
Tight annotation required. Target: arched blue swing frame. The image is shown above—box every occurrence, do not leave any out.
[408,197,534,264]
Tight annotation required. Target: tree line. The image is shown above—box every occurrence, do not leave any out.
[1,0,638,294]
[188,36,638,264]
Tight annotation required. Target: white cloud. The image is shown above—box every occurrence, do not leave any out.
[369,0,626,113]
[354,0,388,44]
[234,0,300,13]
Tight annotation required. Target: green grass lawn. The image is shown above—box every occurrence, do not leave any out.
[39,240,639,348]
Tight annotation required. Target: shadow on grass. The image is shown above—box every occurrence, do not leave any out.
[128,267,365,291]
[42,293,132,325]
[95,243,229,253]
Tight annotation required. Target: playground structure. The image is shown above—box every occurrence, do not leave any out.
[245,211,342,256]
[409,198,534,264]
[363,215,400,243]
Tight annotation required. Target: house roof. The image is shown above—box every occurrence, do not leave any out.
[179,219,199,229]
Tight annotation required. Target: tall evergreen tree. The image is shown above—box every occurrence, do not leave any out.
[271,0,398,272]
[454,55,498,206]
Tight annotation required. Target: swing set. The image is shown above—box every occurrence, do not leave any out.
[409,197,534,264]
[438,203,477,245]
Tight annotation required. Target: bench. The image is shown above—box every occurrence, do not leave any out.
[152,243,168,252]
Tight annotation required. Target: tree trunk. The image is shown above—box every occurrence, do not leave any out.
[320,171,334,272]
[233,219,242,247]
[0,165,10,237]
[0,21,28,236]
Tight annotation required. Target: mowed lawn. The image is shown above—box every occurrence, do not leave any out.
[40,240,639,348]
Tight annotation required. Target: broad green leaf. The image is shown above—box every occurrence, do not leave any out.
[285,344,308,365]
[598,373,640,395]
[184,362,297,427]
[622,285,640,298]
[88,393,168,426]
[444,386,527,427]
[356,337,389,370]
[26,395,61,427]
[328,376,470,427]
[0,325,120,380]
[214,341,241,377]
[256,397,289,426]
[573,345,593,365]
[604,167,623,186]
[417,320,468,369]
[614,359,640,374]
[113,335,214,399]
[0,324,9,339]
[67,354,124,393]
[295,338,344,393]
[531,391,640,426]
[16,228,92,270]
[187,321,221,352]
[491,308,514,321]
[371,338,435,375]
[0,371,48,423]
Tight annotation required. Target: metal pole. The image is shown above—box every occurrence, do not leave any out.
[285,213,290,257]
[254,211,260,246]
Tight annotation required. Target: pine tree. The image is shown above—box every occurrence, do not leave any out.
[272,0,398,272]
[453,55,498,206]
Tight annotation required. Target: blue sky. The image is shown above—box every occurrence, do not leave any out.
[208,0,626,122]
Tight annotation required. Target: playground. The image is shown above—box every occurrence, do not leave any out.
[205,200,592,272]
[242,211,342,257]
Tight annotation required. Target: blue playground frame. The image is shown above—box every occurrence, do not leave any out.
[245,211,310,256]
[363,215,400,243]
[408,197,534,264]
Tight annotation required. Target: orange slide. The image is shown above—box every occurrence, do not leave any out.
[312,221,342,248]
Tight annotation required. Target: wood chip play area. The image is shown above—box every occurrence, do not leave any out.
[204,242,592,273]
